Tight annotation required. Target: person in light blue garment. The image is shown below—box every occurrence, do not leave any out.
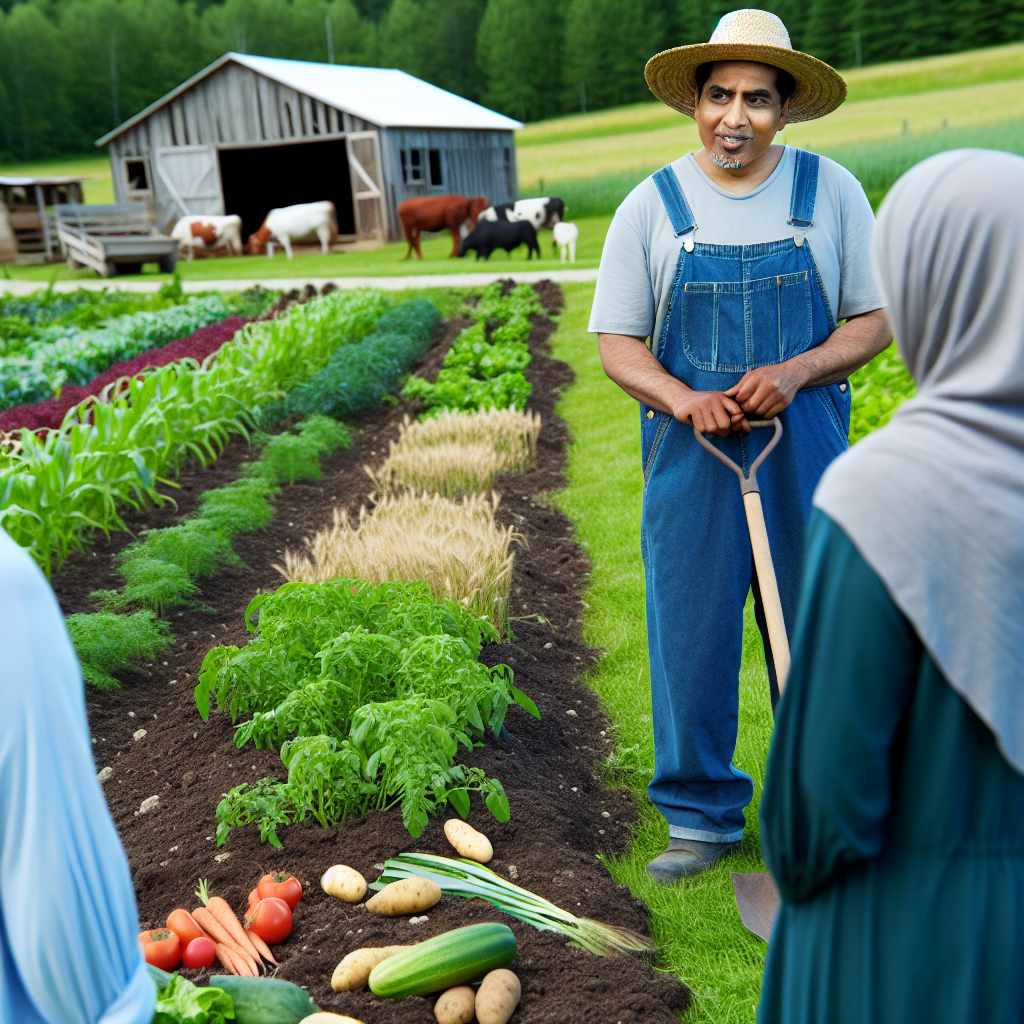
[0,528,155,1024]
[591,8,892,880]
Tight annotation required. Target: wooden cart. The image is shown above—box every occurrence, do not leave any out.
[55,203,178,277]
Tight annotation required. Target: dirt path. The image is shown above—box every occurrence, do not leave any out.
[52,285,690,1023]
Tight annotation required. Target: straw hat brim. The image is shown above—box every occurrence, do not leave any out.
[645,43,847,123]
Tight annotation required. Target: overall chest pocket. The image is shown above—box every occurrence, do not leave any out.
[681,270,813,372]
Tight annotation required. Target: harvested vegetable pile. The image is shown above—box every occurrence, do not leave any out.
[56,284,690,1023]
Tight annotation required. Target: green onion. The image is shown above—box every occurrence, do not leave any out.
[370,852,653,956]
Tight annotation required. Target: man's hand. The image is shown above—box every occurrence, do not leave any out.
[725,361,811,419]
[672,390,749,437]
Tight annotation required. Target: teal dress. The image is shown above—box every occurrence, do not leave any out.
[758,510,1024,1024]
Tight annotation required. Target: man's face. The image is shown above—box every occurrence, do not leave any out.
[694,61,789,171]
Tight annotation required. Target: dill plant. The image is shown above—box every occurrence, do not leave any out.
[66,610,171,690]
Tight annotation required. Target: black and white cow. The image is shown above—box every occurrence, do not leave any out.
[479,197,565,232]
[458,219,540,260]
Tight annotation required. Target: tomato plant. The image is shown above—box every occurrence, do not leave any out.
[257,872,303,909]
[166,909,206,947]
[246,897,293,945]
[181,936,217,969]
[139,929,181,970]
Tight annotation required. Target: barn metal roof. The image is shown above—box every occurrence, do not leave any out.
[96,53,522,146]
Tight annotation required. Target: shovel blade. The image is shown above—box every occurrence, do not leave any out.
[732,871,780,943]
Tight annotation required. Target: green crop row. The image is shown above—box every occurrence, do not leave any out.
[199,576,538,844]
[849,342,916,443]
[67,415,351,690]
[0,294,235,410]
[0,279,190,353]
[0,289,391,572]
[402,282,540,416]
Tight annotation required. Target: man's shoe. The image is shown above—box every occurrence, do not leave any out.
[646,838,741,883]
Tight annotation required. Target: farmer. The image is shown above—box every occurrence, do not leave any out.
[758,149,1024,1023]
[0,528,155,1024]
[590,9,892,881]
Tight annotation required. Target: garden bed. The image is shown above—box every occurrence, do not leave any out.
[52,284,690,1023]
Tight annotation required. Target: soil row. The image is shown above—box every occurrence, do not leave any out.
[51,282,690,1023]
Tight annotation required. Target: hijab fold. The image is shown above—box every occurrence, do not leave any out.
[814,149,1024,774]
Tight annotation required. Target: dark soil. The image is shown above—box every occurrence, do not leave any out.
[53,283,690,1023]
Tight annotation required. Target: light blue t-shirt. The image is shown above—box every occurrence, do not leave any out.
[589,147,882,345]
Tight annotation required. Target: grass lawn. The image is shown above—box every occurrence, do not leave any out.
[551,282,774,1024]
[0,214,611,284]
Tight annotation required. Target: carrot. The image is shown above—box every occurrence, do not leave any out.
[215,943,239,975]
[206,895,264,965]
[245,927,278,966]
[193,907,248,959]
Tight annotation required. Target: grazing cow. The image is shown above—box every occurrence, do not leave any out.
[458,219,540,261]
[170,215,243,259]
[479,197,565,232]
[247,201,338,259]
[553,221,579,263]
[398,195,490,259]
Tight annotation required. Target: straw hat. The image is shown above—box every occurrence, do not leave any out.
[645,9,847,123]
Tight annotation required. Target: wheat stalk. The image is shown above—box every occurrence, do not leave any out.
[278,491,522,632]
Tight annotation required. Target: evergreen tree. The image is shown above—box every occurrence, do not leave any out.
[477,0,565,122]
[561,0,666,112]
[378,0,487,101]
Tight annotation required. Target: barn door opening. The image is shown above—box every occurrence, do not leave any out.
[153,145,224,230]
[346,131,387,242]
[218,138,355,243]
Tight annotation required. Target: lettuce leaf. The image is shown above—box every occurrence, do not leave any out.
[153,974,235,1024]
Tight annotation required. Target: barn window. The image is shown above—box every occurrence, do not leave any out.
[428,149,443,187]
[125,160,149,192]
[401,148,425,185]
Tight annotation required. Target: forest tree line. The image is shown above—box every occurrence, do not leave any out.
[0,0,1020,161]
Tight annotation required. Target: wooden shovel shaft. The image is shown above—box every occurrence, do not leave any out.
[742,491,791,694]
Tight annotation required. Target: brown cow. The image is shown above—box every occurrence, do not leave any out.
[398,195,490,259]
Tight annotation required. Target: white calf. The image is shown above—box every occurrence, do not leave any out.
[247,201,338,259]
[170,215,243,259]
[553,221,578,263]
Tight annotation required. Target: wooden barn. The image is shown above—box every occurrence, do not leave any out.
[95,53,523,247]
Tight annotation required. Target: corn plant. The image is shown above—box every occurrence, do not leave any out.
[0,290,391,573]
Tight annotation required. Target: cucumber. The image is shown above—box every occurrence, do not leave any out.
[208,975,318,1024]
[368,922,516,999]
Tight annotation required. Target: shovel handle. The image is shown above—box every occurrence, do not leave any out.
[691,417,783,494]
[743,490,791,693]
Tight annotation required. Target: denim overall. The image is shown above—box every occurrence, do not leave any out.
[642,151,852,842]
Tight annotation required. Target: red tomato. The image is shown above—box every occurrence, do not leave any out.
[246,897,293,945]
[257,872,303,909]
[181,936,217,970]
[246,887,261,916]
[139,929,181,971]
[166,909,206,947]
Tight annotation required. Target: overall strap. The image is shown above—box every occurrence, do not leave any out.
[788,149,819,247]
[653,165,697,252]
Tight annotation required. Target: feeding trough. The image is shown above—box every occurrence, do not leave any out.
[55,202,178,277]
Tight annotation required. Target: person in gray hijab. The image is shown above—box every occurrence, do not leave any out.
[756,148,1024,1024]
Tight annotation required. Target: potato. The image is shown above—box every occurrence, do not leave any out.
[321,864,368,903]
[475,968,521,1024]
[433,985,476,1024]
[331,945,410,991]
[300,1016,365,1024]
[444,819,494,863]
[364,877,442,916]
